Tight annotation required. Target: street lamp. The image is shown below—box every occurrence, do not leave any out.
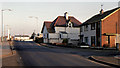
[5,25,11,41]
[29,16,39,35]
[1,9,12,42]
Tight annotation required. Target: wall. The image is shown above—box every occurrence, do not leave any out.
[49,33,59,38]
[55,27,80,33]
[66,27,80,33]
[101,9,119,47]
[81,24,96,46]
[55,27,66,33]
[43,26,48,38]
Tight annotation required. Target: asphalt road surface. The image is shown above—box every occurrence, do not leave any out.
[14,41,109,67]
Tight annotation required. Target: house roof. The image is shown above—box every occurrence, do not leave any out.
[41,15,82,33]
[41,21,55,33]
[14,35,29,37]
[51,16,82,27]
[81,7,120,26]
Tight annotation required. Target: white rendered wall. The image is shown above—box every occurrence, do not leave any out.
[81,24,96,46]
[43,26,48,38]
[49,33,59,38]
[116,34,120,43]
[55,27,66,33]
[55,27,80,34]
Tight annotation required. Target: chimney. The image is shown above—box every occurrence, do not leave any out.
[100,9,104,15]
[64,12,68,20]
[100,4,104,15]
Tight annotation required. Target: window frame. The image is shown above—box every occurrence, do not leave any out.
[84,25,88,31]
[91,23,95,30]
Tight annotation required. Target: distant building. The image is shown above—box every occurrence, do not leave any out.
[41,12,82,45]
[80,7,120,48]
[14,35,30,41]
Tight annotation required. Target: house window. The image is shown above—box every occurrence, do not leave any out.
[91,23,95,30]
[85,37,88,44]
[84,25,88,31]
[59,34,61,38]
[80,27,83,32]
[91,36,95,46]
[47,33,49,38]
[68,21,72,27]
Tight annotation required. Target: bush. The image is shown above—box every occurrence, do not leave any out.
[62,39,68,43]
[35,37,43,43]
[103,44,110,48]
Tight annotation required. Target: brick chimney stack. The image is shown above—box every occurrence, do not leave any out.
[100,4,104,15]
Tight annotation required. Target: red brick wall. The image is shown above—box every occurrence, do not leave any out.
[118,9,120,34]
[101,9,119,47]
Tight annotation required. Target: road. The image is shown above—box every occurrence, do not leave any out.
[13,41,109,66]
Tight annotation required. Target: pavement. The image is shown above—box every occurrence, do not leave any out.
[14,41,110,67]
[1,41,23,67]
[88,56,120,67]
[1,41,13,58]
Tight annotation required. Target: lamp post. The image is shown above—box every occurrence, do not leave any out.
[1,9,12,42]
[5,25,11,41]
[29,16,39,35]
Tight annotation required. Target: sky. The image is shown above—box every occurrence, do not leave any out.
[0,0,119,36]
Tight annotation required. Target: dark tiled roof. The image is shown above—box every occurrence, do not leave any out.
[15,35,29,37]
[81,7,120,26]
[51,16,82,27]
[41,21,55,33]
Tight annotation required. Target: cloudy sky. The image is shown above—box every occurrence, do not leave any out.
[0,0,119,36]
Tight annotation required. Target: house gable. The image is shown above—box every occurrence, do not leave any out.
[81,7,120,26]
[43,26,48,34]
[41,21,55,33]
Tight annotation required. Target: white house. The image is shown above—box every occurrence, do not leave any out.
[14,35,31,41]
[41,12,82,45]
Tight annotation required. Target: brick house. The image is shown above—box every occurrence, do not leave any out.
[80,7,120,48]
[41,12,82,45]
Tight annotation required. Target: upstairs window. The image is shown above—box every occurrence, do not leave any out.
[59,34,61,38]
[84,25,88,31]
[91,23,95,30]
[47,33,49,38]
[68,21,72,27]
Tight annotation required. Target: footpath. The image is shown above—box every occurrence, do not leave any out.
[89,56,120,67]
[0,41,23,67]
[1,41,13,58]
